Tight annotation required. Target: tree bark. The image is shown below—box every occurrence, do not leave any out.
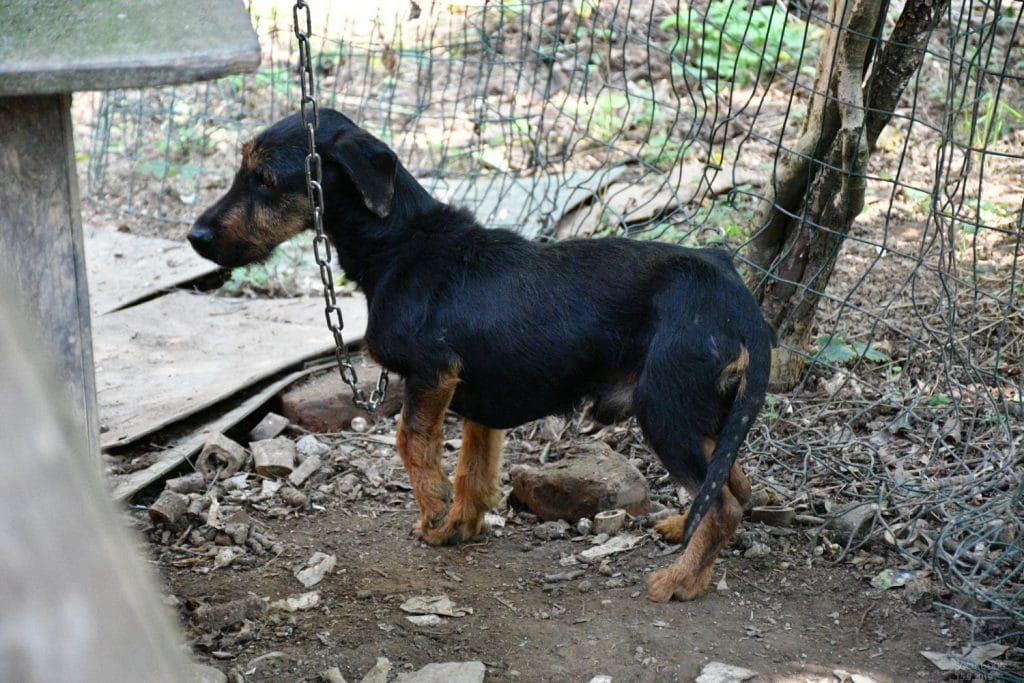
[746,0,948,388]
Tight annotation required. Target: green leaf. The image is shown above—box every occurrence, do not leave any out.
[851,342,891,363]
[815,334,857,365]
[928,394,952,407]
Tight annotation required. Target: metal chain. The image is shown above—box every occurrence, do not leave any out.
[293,0,388,412]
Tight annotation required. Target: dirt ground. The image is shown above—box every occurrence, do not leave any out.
[131,413,985,683]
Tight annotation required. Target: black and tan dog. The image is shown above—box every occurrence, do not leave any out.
[189,109,774,601]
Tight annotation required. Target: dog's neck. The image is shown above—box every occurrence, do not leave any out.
[325,165,442,298]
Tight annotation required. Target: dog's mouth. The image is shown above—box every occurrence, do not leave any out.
[187,224,273,269]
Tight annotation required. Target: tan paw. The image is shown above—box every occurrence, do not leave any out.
[645,565,713,602]
[653,514,687,543]
[419,508,487,546]
[645,567,678,603]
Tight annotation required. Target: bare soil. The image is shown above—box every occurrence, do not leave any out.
[137,416,973,683]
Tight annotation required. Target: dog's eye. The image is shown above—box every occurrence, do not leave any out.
[253,171,276,189]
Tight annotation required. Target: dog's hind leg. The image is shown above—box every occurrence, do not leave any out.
[641,430,743,602]
[647,482,743,602]
[421,420,504,546]
[633,327,746,601]
[396,368,460,537]
[654,438,751,543]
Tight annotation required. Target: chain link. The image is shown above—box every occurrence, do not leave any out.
[293,0,388,412]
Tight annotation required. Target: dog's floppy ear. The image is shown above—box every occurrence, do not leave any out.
[327,132,397,218]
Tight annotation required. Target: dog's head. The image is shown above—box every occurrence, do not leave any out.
[188,109,397,268]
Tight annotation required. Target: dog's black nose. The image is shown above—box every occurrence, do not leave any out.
[188,224,215,253]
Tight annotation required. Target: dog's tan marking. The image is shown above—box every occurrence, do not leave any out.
[219,202,248,251]
[252,195,308,245]
[396,365,461,535]
[717,344,749,398]
[241,140,268,176]
[421,420,505,545]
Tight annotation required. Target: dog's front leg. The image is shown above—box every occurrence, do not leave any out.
[420,420,504,546]
[396,372,458,536]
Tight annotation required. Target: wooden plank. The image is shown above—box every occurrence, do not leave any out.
[109,362,334,501]
[0,94,100,458]
[0,0,260,95]
[1,283,193,681]
[94,290,368,449]
[84,226,221,315]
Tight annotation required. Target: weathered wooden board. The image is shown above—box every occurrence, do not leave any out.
[84,226,222,315]
[94,290,367,449]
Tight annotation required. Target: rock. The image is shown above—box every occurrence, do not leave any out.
[251,437,296,478]
[320,667,348,683]
[542,569,586,582]
[212,547,242,570]
[510,442,650,521]
[399,594,472,617]
[196,433,249,480]
[192,595,268,631]
[393,661,486,683]
[695,661,757,683]
[296,434,331,459]
[827,502,879,540]
[533,520,570,540]
[288,449,322,486]
[576,517,593,535]
[248,412,290,442]
[295,551,336,588]
[280,486,309,508]
[903,576,945,610]
[271,591,320,612]
[359,657,392,683]
[280,366,403,433]
[744,542,772,558]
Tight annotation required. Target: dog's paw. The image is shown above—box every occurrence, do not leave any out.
[646,567,679,602]
[645,565,712,602]
[653,514,687,543]
[419,509,488,546]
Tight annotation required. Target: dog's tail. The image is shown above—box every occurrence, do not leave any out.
[679,331,773,550]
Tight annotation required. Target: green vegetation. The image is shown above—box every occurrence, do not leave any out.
[960,91,1024,147]
[814,332,891,366]
[219,235,335,297]
[660,0,820,86]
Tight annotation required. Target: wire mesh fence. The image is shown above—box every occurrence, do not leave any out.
[75,0,1022,644]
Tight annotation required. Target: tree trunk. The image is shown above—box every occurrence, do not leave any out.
[747,0,950,389]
